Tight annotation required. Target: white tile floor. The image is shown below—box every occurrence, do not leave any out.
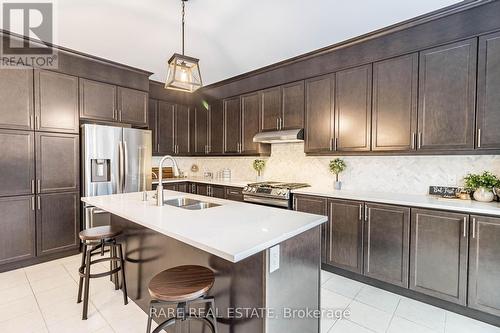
[0,254,499,333]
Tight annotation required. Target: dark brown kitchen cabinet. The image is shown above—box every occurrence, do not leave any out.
[163,183,178,191]
[211,185,225,199]
[117,87,148,126]
[468,215,500,316]
[410,209,468,305]
[0,196,35,265]
[327,199,363,273]
[294,195,328,264]
[208,100,224,154]
[281,81,305,130]
[79,78,117,121]
[241,92,261,154]
[177,182,190,193]
[196,183,208,196]
[34,70,79,134]
[36,192,79,256]
[363,203,410,288]
[0,129,34,197]
[335,64,372,152]
[261,86,282,131]
[417,39,476,151]
[148,99,158,154]
[225,187,243,202]
[476,32,500,150]
[193,105,209,154]
[223,97,242,154]
[304,74,334,153]
[0,68,34,130]
[157,101,175,155]
[35,132,79,193]
[175,104,190,154]
[372,54,418,151]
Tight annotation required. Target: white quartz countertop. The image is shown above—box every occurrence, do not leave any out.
[293,187,500,216]
[152,177,250,188]
[82,191,327,263]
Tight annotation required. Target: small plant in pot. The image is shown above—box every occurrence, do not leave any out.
[253,159,266,181]
[329,158,346,190]
[463,171,500,202]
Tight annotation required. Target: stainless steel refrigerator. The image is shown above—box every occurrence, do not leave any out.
[81,124,152,229]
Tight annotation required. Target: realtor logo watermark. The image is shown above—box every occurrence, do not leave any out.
[1,1,58,68]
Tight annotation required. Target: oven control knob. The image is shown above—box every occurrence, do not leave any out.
[252,188,257,192]
[243,186,248,191]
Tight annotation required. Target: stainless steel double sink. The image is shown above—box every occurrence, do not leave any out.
[163,197,220,210]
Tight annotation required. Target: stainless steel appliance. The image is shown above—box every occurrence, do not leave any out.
[82,124,152,228]
[242,182,310,209]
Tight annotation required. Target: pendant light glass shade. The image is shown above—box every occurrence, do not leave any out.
[165,53,202,92]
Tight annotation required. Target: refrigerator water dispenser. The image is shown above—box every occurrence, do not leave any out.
[91,159,111,182]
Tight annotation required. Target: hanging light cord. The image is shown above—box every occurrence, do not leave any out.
[181,0,185,55]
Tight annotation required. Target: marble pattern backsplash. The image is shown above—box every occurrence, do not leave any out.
[152,142,500,195]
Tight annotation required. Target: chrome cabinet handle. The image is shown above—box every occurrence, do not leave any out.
[279,117,283,130]
[37,179,41,193]
[417,132,422,149]
[411,132,416,149]
[29,115,34,129]
[358,204,362,221]
[157,143,160,152]
[334,137,338,150]
[365,206,368,222]
[37,196,41,210]
[477,128,481,148]
[293,197,297,210]
[329,138,333,151]
[31,196,35,210]
[31,179,35,194]
[35,115,40,130]
[276,118,279,130]
[472,218,476,238]
[463,217,467,237]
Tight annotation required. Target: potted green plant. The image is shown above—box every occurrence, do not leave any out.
[253,159,266,181]
[463,171,500,202]
[329,158,346,190]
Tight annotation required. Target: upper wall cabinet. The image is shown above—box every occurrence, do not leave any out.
[208,99,224,155]
[0,68,34,130]
[79,78,117,122]
[148,98,159,154]
[193,104,209,155]
[117,87,148,127]
[35,70,79,134]
[372,54,418,151]
[335,64,372,152]
[175,105,191,155]
[260,86,282,131]
[417,39,477,151]
[304,74,335,153]
[476,32,500,150]
[223,97,242,154]
[157,101,175,155]
[281,81,304,130]
[241,92,261,154]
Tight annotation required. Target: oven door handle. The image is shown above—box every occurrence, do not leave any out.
[243,195,290,208]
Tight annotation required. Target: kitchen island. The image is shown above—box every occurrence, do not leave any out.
[82,191,327,333]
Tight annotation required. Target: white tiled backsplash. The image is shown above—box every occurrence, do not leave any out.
[152,142,500,195]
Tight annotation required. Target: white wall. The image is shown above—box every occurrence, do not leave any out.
[153,143,500,195]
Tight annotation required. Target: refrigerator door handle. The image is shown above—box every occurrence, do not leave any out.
[118,141,124,193]
[123,140,129,193]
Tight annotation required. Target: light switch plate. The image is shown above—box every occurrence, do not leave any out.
[269,245,280,273]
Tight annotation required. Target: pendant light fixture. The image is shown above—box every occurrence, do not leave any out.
[165,0,202,93]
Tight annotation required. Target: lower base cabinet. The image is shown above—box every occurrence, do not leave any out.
[468,215,500,316]
[0,196,35,265]
[225,187,244,202]
[36,192,80,256]
[410,208,468,305]
[364,203,410,288]
[327,199,364,274]
[196,184,225,198]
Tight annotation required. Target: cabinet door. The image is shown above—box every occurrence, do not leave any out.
[193,105,209,154]
[335,65,372,152]
[196,184,208,196]
[468,215,500,316]
[294,195,328,264]
[372,54,418,151]
[36,132,79,193]
[211,185,225,199]
[0,129,34,197]
[225,187,243,202]
[175,105,190,155]
[157,101,175,155]
[282,81,304,130]
[148,99,158,154]
[364,203,410,287]
[177,182,189,193]
[0,196,35,265]
[241,92,261,154]
[0,68,33,130]
[164,183,178,191]
[410,209,468,305]
[79,78,117,121]
[476,32,500,150]
[304,75,334,153]
[118,87,148,126]
[223,97,241,154]
[327,199,363,273]
[261,86,282,131]
[417,39,476,151]
[208,100,224,154]
[35,70,79,133]
[36,192,79,256]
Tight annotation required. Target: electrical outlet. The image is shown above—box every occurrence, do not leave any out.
[269,245,280,273]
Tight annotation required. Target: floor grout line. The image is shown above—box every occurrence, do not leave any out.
[24,267,51,332]
[384,298,401,333]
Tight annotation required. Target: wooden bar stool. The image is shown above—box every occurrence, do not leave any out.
[146,265,218,333]
[77,226,128,320]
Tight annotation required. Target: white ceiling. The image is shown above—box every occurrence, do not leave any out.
[53,0,461,84]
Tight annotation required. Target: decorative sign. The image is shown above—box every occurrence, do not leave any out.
[428,186,460,197]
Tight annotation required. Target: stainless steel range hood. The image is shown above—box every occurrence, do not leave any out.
[253,129,304,143]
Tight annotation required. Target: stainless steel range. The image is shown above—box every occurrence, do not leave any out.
[242,182,310,209]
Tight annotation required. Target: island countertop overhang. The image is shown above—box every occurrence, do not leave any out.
[82,191,327,263]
